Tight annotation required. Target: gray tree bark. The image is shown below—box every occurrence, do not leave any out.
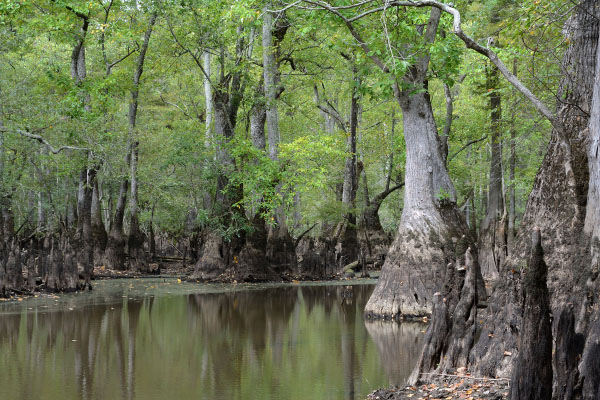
[479,64,507,281]
[192,31,248,280]
[128,12,157,273]
[91,179,107,264]
[365,8,484,318]
[263,7,296,274]
[409,4,600,396]
[508,60,518,250]
[203,51,213,146]
[339,65,360,266]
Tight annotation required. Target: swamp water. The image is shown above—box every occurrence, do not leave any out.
[0,279,424,400]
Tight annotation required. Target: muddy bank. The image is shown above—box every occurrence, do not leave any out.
[368,374,509,400]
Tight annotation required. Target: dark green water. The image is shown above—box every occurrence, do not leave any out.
[0,279,424,400]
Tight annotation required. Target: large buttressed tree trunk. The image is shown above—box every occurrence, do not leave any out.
[365,8,485,319]
[412,3,600,396]
[469,0,599,379]
[75,167,95,289]
[191,34,246,280]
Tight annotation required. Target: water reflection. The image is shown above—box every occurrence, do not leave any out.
[364,321,425,386]
[0,282,424,400]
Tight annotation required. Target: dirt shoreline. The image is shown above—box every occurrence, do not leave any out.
[368,374,509,400]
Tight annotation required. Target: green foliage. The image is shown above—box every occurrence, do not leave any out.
[0,0,565,241]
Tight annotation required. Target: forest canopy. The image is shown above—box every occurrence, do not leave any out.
[0,0,562,249]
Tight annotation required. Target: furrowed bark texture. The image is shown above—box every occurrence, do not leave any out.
[468,1,599,379]
[478,65,507,281]
[366,8,471,319]
[91,180,107,264]
[365,77,485,318]
[263,7,296,275]
[509,229,552,400]
[408,246,480,384]
[411,4,600,399]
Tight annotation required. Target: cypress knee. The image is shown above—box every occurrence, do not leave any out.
[509,228,552,400]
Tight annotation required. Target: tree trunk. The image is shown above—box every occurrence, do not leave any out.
[479,64,507,281]
[127,12,157,273]
[507,60,517,250]
[128,141,148,272]
[364,8,486,319]
[91,179,107,264]
[203,51,213,145]
[263,7,296,274]
[360,181,402,261]
[191,77,245,280]
[250,82,266,151]
[410,3,600,395]
[202,50,215,210]
[103,170,129,270]
[75,168,95,289]
[338,65,360,267]
[509,229,552,400]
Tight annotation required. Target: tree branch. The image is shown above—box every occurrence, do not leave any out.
[294,0,556,124]
[1,127,90,154]
[448,135,488,162]
[295,223,318,249]
[372,182,404,210]
[313,85,347,131]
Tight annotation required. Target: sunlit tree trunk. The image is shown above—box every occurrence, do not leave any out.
[366,8,485,318]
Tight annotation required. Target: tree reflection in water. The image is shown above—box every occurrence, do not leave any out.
[0,282,424,400]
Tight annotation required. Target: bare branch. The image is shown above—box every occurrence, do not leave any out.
[1,127,90,154]
[293,0,556,124]
[107,44,139,72]
[448,135,488,162]
[300,0,389,72]
[159,94,193,120]
[313,85,347,131]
